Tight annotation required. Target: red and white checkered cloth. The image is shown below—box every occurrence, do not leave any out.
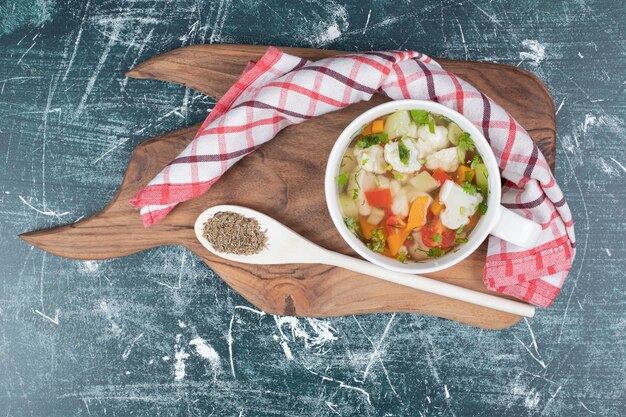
[130,47,575,307]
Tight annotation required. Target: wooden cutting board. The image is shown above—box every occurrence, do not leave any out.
[20,45,556,329]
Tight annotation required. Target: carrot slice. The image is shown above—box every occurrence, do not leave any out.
[371,119,385,134]
[455,165,475,184]
[430,196,445,216]
[407,195,431,230]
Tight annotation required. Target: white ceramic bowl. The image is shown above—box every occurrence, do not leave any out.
[324,99,541,274]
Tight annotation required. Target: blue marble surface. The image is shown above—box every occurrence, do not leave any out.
[0,1,625,416]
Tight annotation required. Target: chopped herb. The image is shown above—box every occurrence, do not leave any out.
[354,170,361,189]
[352,188,359,200]
[457,132,475,152]
[356,132,389,148]
[432,233,442,244]
[409,109,435,133]
[398,140,410,165]
[344,216,363,238]
[393,172,405,181]
[406,234,414,241]
[367,229,386,253]
[361,157,369,166]
[459,206,466,216]
[385,164,393,171]
[427,247,444,258]
[397,252,408,263]
[455,226,468,244]
[410,109,429,125]
[336,172,349,187]
[340,154,353,168]
[470,155,482,169]
[461,181,477,195]
[478,202,488,215]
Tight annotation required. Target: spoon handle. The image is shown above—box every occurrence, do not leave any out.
[322,250,535,318]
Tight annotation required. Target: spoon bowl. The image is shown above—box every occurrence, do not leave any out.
[195,205,536,318]
[194,205,328,265]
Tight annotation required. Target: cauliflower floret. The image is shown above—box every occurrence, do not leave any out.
[439,180,484,229]
[347,169,377,216]
[425,147,460,173]
[414,125,450,159]
[383,138,422,174]
[354,145,387,174]
[391,191,409,217]
[389,180,409,217]
[405,123,418,138]
[418,125,449,149]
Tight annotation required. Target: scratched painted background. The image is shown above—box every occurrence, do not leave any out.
[0,0,625,416]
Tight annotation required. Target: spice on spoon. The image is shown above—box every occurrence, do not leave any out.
[202,211,267,255]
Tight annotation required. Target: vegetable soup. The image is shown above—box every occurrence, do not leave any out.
[336,109,489,263]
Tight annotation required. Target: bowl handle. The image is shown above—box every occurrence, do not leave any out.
[490,206,542,249]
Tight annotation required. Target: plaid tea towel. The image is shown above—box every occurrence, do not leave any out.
[130,47,575,307]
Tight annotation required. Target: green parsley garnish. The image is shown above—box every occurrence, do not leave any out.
[410,110,429,125]
[384,164,393,171]
[461,181,477,195]
[361,158,369,166]
[455,225,468,243]
[393,172,405,181]
[336,172,349,187]
[344,217,363,238]
[427,247,444,258]
[352,188,359,200]
[341,154,353,168]
[367,229,386,253]
[459,206,466,216]
[478,202,488,216]
[409,109,435,133]
[356,132,389,148]
[397,252,408,263]
[406,234,414,241]
[470,155,482,169]
[432,233,442,244]
[398,140,410,165]
[457,132,475,152]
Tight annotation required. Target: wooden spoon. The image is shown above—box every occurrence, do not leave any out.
[194,205,536,318]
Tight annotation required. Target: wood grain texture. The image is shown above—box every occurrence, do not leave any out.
[20,45,556,329]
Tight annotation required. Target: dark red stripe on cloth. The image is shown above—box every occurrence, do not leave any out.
[170,145,262,165]
[201,115,284,135]
[479,92,492,142]
[266,81,351,107]
[292,57,308,71]
[362,51,396,62]
[234,101,311,120]
[523,144,539,178]
[299,66,378,94]
[413,59,437,101]
[502,193,547,210]
[553,196,567,207]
